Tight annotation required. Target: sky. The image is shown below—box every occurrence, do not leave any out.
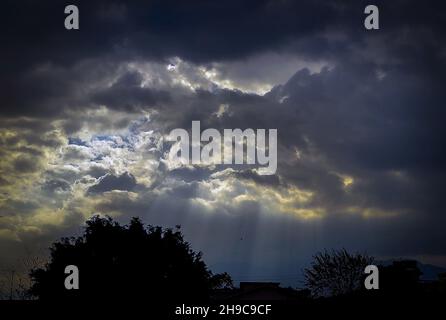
[0,0,446,287]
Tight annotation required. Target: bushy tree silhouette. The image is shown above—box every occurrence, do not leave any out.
[29,216,231,301]
[304,249,373,297]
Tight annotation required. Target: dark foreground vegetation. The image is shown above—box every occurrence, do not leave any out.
[1,216,444,317]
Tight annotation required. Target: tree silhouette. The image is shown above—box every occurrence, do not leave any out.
[380,260,421,293]
[304,249,373,297]
[29,216,231,301]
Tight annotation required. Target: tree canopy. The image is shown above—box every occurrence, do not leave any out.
[304,249,373,297]
[29,216,231,301]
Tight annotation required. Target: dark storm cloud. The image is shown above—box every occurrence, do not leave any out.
[273,64,446,173]
[87,172,137,194]
[169,167,214,183]
[42,179,71,193]
[92,71,171,111]
[0,58,119,118]
[0,0,339,70]
[2,0,441,66]
[13,155,41,173]
[231,170,281,187]
[0,199,39,217]
[274,64,446,227]
[2,0,445,117]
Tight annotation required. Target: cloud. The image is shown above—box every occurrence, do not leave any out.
[13,155,41,173]
[87,173,137,194]
[41,179,71,194]
[92,71,172,111]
